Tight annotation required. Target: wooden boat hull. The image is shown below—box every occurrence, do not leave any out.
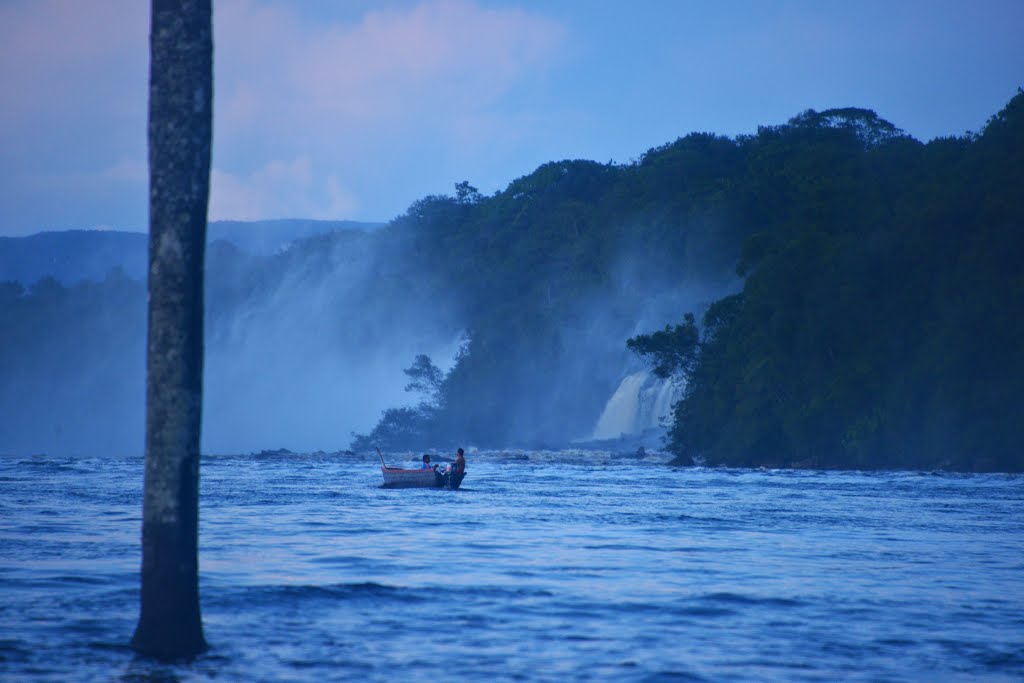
[380,467,438,488]
[380,466,465,489]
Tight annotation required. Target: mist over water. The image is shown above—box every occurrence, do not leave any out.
[201,234,463,453]
[0,228,463,457]
[197,235,739,452]
[490,250,740,447]
[0,220,738,457]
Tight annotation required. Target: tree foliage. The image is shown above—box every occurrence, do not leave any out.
[631,91,1024,472]
[626,314,699,381]
[403,353,444,404]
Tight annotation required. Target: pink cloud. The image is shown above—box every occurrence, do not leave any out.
[0,0,146,127]
[214,0,565,156]
[210,157,358,221]
[294,1,563,112]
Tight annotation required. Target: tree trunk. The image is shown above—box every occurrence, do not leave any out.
[131,0,212,660]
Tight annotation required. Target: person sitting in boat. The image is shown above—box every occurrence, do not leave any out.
[420,454,435,470]
[444,448,468,475]
[440,448,466,488]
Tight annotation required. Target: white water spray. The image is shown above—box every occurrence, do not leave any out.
[590,371,678,440]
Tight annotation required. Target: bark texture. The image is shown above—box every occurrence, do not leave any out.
[131,0,212,660]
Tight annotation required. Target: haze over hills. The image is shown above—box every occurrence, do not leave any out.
[0,219,382,286]
[207,219,384,256]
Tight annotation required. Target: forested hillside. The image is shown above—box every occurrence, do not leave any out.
[627,92,1024,472]
[354,139,752,449]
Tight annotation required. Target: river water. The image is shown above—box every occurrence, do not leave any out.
[1,450,1022,681]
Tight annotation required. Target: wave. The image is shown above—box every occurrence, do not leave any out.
[204,582,429,609]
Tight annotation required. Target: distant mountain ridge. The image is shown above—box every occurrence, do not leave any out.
[0,230,148,286]
[0,219,382,286]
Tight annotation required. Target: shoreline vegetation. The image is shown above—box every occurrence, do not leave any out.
[2,93,1022,472]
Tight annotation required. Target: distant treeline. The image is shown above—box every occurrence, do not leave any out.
[0,272,147,455]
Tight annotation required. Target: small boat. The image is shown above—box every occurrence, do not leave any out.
[379,466,464,489]
[377,449,465,489]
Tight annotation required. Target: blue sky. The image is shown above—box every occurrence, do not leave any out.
[1,0,1021,236]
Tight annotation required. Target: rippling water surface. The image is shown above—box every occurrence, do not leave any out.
[1,451,1022,681]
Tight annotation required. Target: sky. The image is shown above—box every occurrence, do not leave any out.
[1,0,1022,237]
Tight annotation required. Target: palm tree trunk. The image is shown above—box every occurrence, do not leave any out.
[131,0,212,660]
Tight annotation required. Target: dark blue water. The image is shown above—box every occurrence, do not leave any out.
[1,451,1022,681]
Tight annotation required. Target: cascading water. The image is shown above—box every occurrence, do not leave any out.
[591,372,646,440]
[590,371,679,441]
[637,376,676,431]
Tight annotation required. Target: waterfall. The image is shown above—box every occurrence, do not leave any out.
[590,372,646,440]
[638,376,676,431]
[590,371,679,440]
